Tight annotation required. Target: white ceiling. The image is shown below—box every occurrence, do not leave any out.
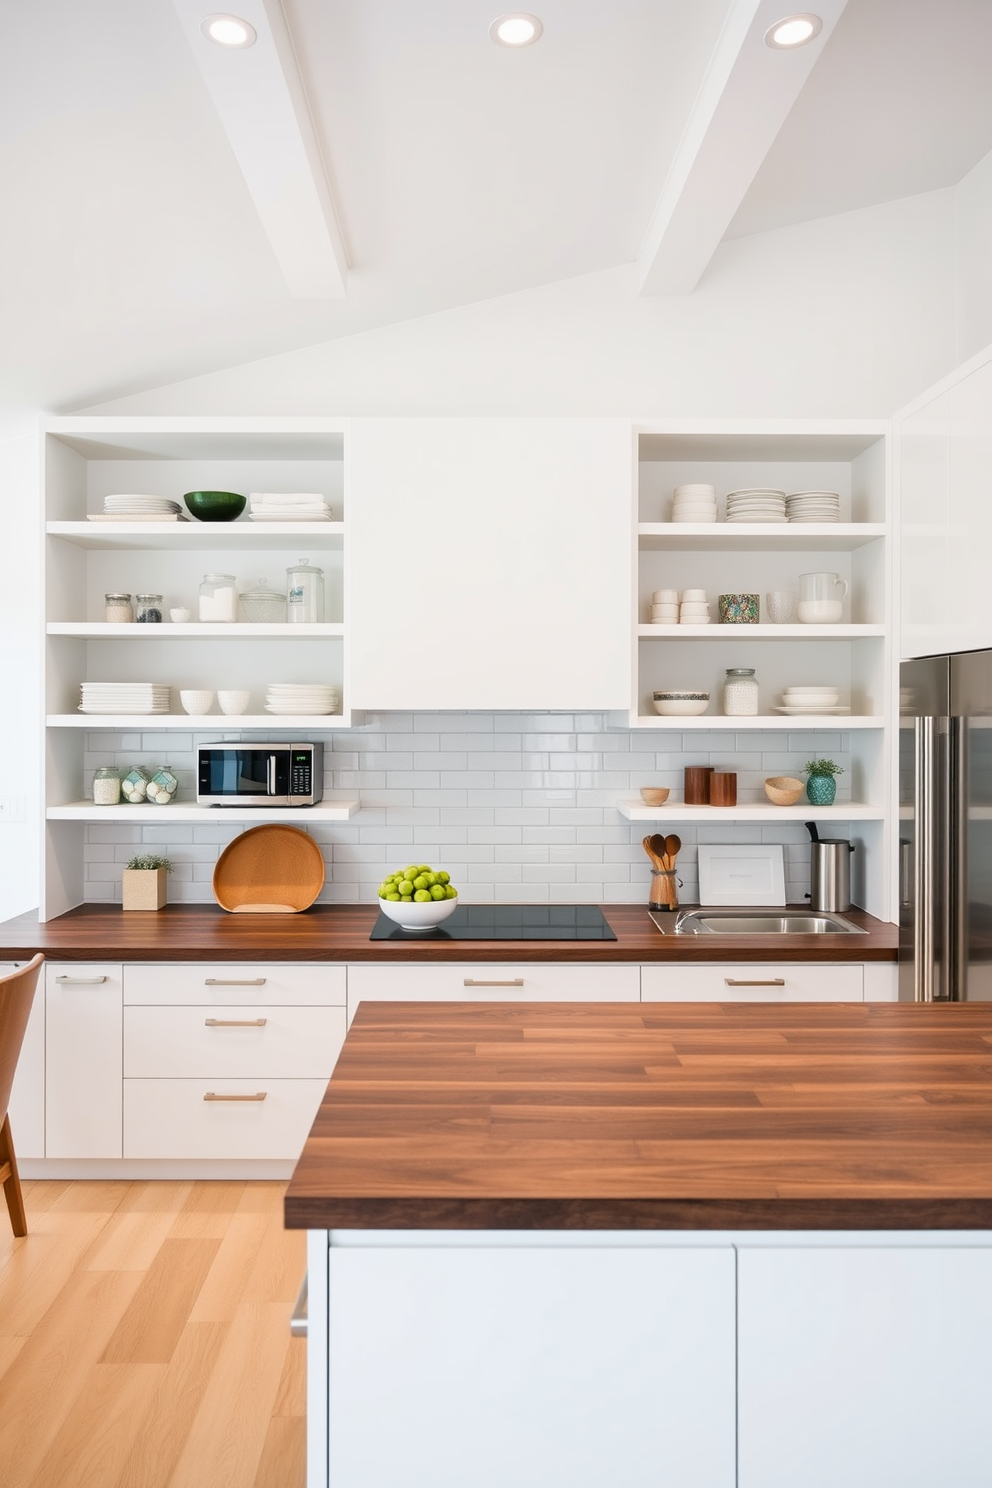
[2,0,991,414]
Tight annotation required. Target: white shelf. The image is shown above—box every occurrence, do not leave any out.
[627,714,881,730]
[637,624,885,638]
[638,523,885,552]
[47,622,344,638]
[47,520,345,550]
[48,713,350,729]
[617,800,884,822]
[47,801,361,823]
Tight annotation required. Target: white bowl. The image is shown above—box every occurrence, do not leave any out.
[679,603,711,614]
[653,693,710,716]
[179,689,214,715]
[377,895,459,932]
[169,607,191,623]
[218,690,251,715]
[681,589,708,601]
[783,689,839,702]
[651,589,679,603]
[650,606,680,621]
[673,484,716,497]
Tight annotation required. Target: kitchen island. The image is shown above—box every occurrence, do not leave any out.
[285,1000,992,1488]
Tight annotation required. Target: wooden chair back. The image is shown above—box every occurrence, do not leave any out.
[0,953,44,1237]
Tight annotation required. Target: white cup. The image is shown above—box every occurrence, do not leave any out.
[179,689,214,715]
[765,590,797,624]
[218,690,251,715]
[169,607,191,623]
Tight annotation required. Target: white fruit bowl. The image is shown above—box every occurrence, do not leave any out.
[377,896,459,932]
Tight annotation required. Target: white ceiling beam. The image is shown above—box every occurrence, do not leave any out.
[169,0,348,298]
[638,0,850,296]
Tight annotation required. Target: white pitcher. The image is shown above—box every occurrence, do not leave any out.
[798,572,848,624]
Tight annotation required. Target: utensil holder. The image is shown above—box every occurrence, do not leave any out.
[648,869,680,910]
[710,772,738,807]
[684,766,714,805]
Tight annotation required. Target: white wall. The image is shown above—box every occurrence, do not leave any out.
[0,429,41,920]
[82,190,958,420]
[955,145,992,363]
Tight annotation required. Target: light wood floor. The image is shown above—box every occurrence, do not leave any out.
[0,1180,306,1488]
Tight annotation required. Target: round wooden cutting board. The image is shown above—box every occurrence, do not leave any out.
[212,824,325,912]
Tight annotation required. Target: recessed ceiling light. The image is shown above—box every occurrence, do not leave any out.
[489,13,544,48]
[200,13,258,48]
[764,13,823,48]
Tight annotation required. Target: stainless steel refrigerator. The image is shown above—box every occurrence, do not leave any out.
[900,650,992,1001]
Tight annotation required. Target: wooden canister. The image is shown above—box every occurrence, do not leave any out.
[710,772,738,807]
[684,766,714,805]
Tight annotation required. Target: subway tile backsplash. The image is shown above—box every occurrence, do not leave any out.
[82,713,855,906]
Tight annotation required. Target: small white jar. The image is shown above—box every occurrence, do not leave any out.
[198,573,238,622]
[723,667,759,716]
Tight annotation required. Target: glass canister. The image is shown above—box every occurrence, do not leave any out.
[238,578,287,623]
[286,560,324,623]
[134,593,163,623]
[121,767,151,802]
[93,766,122,805]
[198,573,238,622]
[723,667,759,716]
[105,592,133,623]
[147,767,178,805]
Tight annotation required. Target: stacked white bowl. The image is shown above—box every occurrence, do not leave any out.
[778,686,842,715]
[679,588,712,624]
[671,483,717,522]
[650,588,680,624]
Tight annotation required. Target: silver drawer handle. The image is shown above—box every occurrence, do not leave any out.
[204,1018,268,1027]
[290,1275,308,1338]
[724,978,786,987]
[463,978,525,987]
[203,1092,267,1102]
[204,977,266,986]
[55,975,108,984]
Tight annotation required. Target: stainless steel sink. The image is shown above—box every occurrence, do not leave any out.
[650,908,867,935]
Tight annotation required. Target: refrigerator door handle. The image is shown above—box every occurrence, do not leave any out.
[914,716,937,1003]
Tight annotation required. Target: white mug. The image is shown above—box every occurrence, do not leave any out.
[798,572,848,624]
[765,590,797,624]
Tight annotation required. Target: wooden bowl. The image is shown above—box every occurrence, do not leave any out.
[639,788,671,806]
[764,776,805,807]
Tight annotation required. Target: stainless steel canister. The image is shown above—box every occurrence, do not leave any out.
[809,838,855,912]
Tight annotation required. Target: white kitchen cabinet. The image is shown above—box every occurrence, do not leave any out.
[322,1240,737,1488]
[40,417,357,919]
[640,962,864,1001]
[347,962,640,1025]
[738,1244,992,1488]
[1,962,45,1160]
[45,961,123,1158]
[348,417,632,710]
[124,1078,330,1160]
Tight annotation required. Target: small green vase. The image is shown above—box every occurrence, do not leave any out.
[806,773,836,806]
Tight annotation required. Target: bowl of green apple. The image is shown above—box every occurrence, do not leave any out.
[378,864,459,931]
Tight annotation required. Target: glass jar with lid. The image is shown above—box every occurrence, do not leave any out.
[723,668,759,716]
[93,766,122,805]
[121,767,151,802]
[134,593,163,623]
[238,578,287,623]
[198,573,238,622]
[105,592,133,623]
[147,767,178,805]
[286,560,324,623]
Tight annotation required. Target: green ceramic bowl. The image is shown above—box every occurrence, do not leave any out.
[183,490,246,523]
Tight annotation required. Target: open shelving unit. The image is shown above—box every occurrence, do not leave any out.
[41,416,360,918]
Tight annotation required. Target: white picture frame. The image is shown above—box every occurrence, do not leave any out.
[697,844,787,906]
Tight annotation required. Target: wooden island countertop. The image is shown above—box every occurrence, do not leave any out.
[284,1000,992,1232]
[0,901,898,962]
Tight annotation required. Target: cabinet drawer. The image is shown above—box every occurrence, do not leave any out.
[124,1078,328,1160]
[124,963,346,1007]
[46,962,124,1158]
[124,1005,346,1079]
[348,963,640,1022]
[640,963,864,1002]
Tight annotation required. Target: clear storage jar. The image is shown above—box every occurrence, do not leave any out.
[147,767,177,805]
[134,593,163,623]
[104,592,133,623]
[93,766,121,805]
[723,667,759,716]
[121,767,151,802]
[198,573,238,622]
[286,560,324,623]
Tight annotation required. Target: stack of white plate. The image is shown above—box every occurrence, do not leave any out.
[786,490,841,522]
[79,682,171,715]
[773,686,849,716]
[725,488,787,522]
[100,494,184,517]
[670,484,717,522]
[264,683,340,716]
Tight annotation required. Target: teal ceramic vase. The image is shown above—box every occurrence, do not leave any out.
[806,773,836,806]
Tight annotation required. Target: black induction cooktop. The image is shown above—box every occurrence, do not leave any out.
[369,904,617,942]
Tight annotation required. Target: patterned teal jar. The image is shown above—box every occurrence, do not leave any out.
[806,773,837,806]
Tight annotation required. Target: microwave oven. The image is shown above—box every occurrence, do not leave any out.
[196,742,323,807]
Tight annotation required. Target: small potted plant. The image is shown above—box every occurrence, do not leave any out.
[122,854,173,911]
[804,758,844,807]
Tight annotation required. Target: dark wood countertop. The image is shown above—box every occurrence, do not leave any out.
[284,1001,992,1232]
[0,902,897,963]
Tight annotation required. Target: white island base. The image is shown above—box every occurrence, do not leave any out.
[304,1227,992,1488]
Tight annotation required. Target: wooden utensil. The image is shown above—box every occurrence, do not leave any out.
[664,833,682,866]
